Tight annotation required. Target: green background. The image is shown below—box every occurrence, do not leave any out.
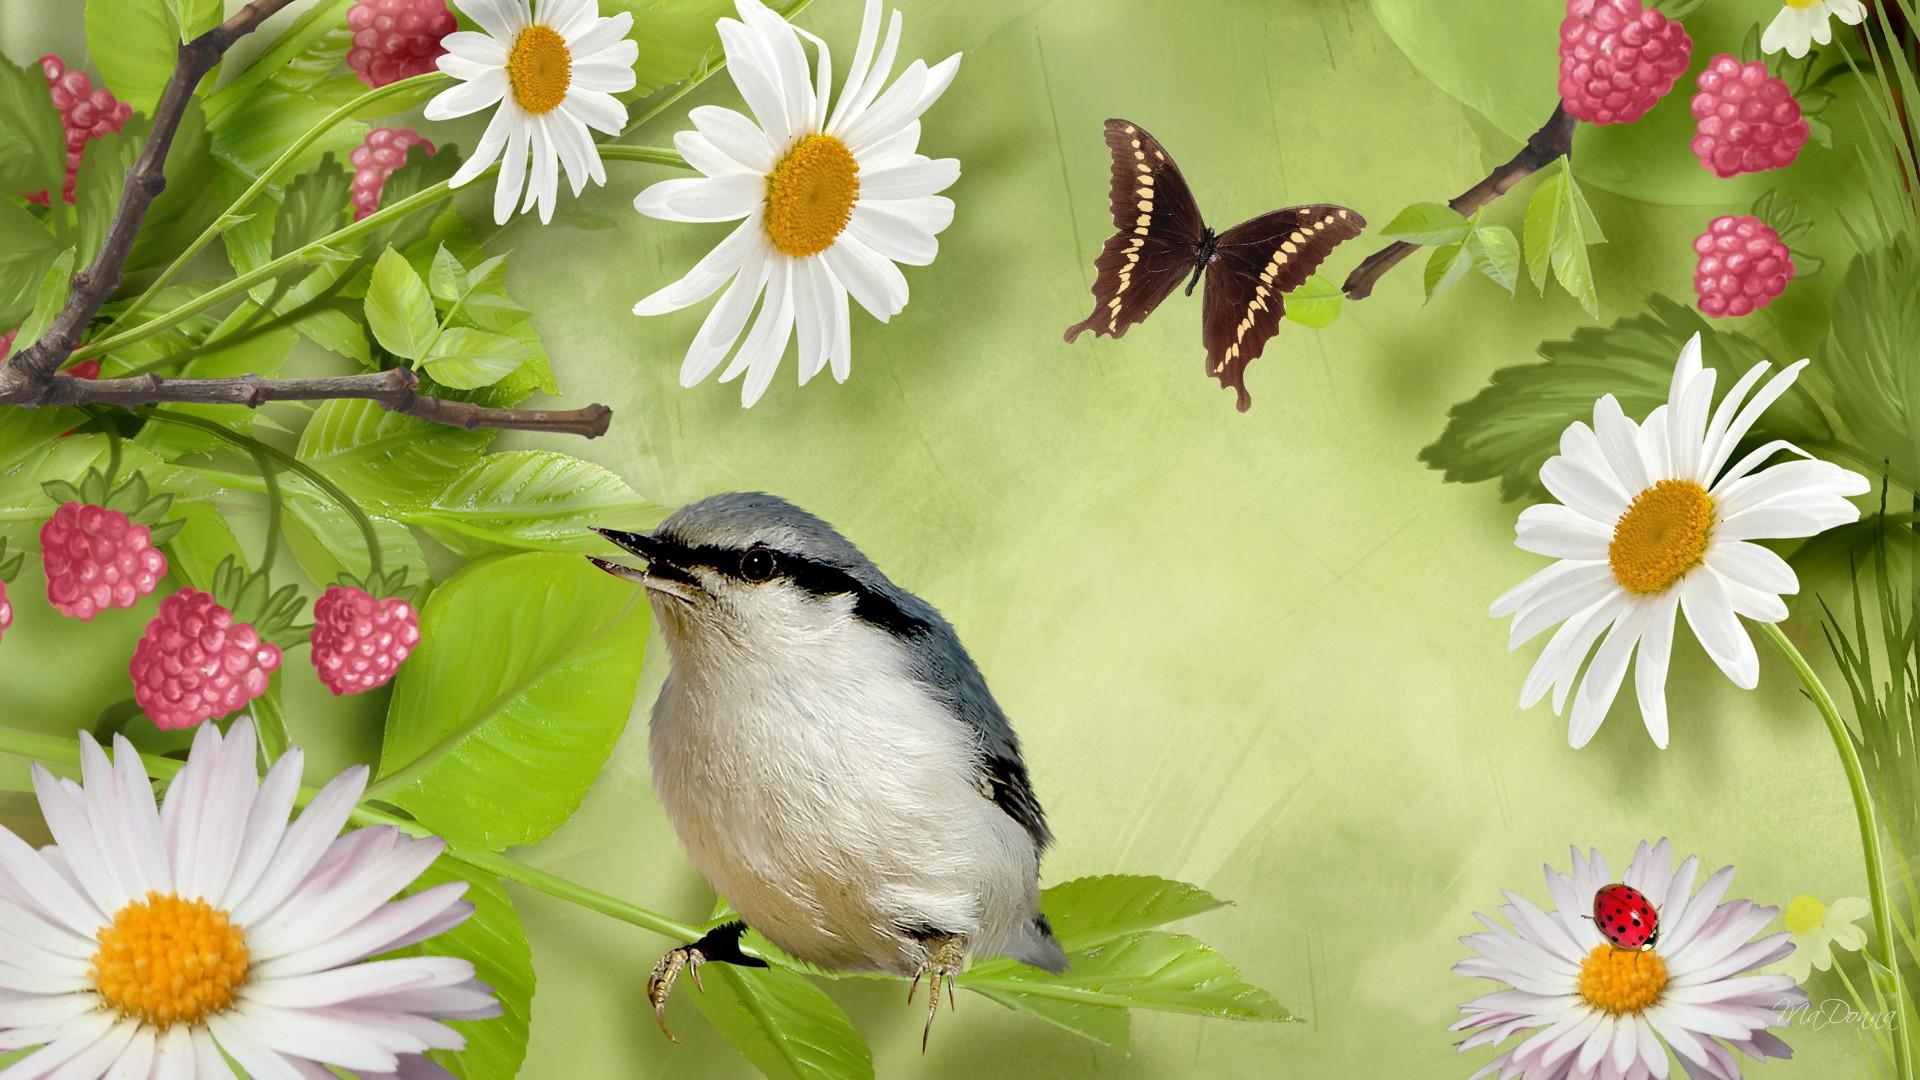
[0,0,1884,1074]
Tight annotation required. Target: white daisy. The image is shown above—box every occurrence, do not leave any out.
[425,0,638,225]
[1454,839,1806,1080]
[0,718,497,1077]
[631,0,962,406]
[1761,0,1867,59]
[1490,334,1868,749]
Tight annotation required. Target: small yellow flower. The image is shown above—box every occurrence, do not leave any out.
[1774,894,1870,983]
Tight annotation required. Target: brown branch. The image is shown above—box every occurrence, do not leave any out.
[1342,104,1578,301]
[1,368,613,438]
[0,0,615,440]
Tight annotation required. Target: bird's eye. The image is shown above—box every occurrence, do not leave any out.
[740,547,777,583]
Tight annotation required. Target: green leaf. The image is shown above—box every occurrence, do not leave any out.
[162,501,245,592]
[1822,239,1920,484]
[126,101,222,275]
[1281,275,1343,329]
[0,58,66,202]
[429,245,467,304]
[375,553,650,848]
[273,157,353,260]
[72,119,145,267]
[1469,224,1520,295]
[296,399,491,508]
[372,146,462,251]
[970,988,1131,1049]
[421,327,534,390]
[1421,295,1833,501]
[688,965,875,1080]
[1042,876,1230,951]
[366,248,440,360]
[1423,241,1472,303]
[1381,201,1471,245]
[404,864,533,1080]
[402,450,658,556]
[14,249,75,353]
[86,0,222,113]
[961,931,1292,1022]
[280,484,429,588]
[0,199,59,328]
[1524,167,1560,293]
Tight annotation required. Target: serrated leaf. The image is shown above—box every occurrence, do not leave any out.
[1281,274,1343,329]
[0,199,60,328]
[373,145,462,250]
[273,157,353,260]
[1551,166,1602,316]
[970,988,1130,1049]
[1470,225,1520,294]
[296,398,491,508]
[1421,295,1833,501]
[86,0,222,113]
[1381,201,1471,245]
[366,248,440,360]
[374,553,650,849]
[401,450,658,556]
[421,327,534,390]
[1041,875,1231,951]
[0,58,66,201]
[961,931,1292,1022]
[1423,241,1472,303]
[401,864,531,1080]
[429,245,466,303]
[687,965,875,1080]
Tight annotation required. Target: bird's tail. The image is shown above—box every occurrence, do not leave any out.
[1008,913,1068,974]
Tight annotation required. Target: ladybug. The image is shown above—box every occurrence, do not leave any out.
[1592,882,1660,951]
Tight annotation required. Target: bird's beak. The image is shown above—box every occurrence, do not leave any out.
[589,528,701,602]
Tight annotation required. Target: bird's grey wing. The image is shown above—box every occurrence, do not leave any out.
[890,589,1053,852]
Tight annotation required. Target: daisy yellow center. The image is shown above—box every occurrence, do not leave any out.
[91,891,250,1029]
[1783,0,1821,8]
[1608,479,1715,595]
[1786,895,1828,934]
[764,134,860,258]
[1578,944,1668,1015]
[507,25,571,115]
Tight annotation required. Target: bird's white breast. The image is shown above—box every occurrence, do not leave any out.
[648,595,1039,974]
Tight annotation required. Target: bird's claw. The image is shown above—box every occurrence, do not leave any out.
[647,944,707,1043]
[909,936,967,1053]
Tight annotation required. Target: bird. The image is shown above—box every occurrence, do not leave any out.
[588,493,1067,1047]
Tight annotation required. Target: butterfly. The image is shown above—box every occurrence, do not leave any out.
[1063,119,1365,412]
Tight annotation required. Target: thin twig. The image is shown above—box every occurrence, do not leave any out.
[49,368,612,437]
[1342,104,1578,300]
[0,0,619,440]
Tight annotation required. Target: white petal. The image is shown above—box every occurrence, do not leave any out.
[1635,594,1678,748]
[222,749,304,912]
[742,0,815,143]
[633,174,763,223]
[827,265,853,382]
[440,31,507,66]
[253,884,470,979]
[675,131,753,179]
[456,0,523,43]
[682,247,773,386]
[793,256,835,385]
[1706,540,1797,596]
[1679,570,1759,689]
[633,219,760,316]
[228,766,369,928]
[829,7,901,136]
[1592,394,1650,494]
[206,1013,332,1080]
[491,118,530,225]
[564,11,635,63]
[721,258,796,407]
[846,202,938,266]
[1568,604,1648,748]
[449,107,513,194]
[521,118,560,223]
[1505,564,1617,650]
[1514,503,1612,561]
[718,17,793,146]
[821,233,907,322]
[859,155,960,202]
[422,71,509,121]
[690,105,777,173]
[1703,360,1808,482]
[840,60,929,154]
[1540,455,1629,526]
[559,87,626,135]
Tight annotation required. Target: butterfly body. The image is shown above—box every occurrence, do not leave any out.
[1063,119,1365,412]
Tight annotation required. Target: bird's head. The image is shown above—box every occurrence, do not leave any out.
[591,493,925,660]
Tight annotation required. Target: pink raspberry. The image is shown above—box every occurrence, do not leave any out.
[0,581,11,645]
[0,329,95,379]
[349,128,436,221]
[1689,55,1809,178]
[1559,0,1694,125]
[39,502,168,620]
[27,54,134,206]
[310,584,421,695]
[347,0,457,89]
[130,588,282,730]
[1693,214,1793,318]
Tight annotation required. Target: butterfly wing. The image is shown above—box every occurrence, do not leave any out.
[1201,205,1365,411]
[1063,119,1207,343]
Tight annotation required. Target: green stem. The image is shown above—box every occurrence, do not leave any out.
[76,146,687,364]
[110,72,453,333]
[0,723,701,943]
[249,444,282,578]
[1761,621,1915,1080]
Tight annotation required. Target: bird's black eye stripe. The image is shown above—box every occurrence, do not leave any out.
[660,538,929,635]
